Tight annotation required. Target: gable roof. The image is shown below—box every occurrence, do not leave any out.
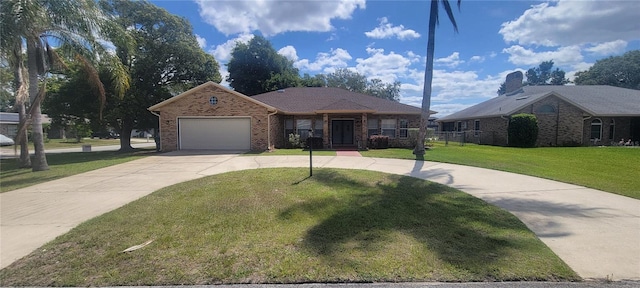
[251,87,427,115]
[148,81,276,112]
[439,85,640,121]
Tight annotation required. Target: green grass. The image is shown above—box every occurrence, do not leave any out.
[0,148,156,193]
[42,138,122,150]
[0,168,578,286]
[361,142,640,199]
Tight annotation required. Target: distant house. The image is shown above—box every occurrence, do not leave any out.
[0,112,52,139]
[148,82,433,151]
[438,72,640,147]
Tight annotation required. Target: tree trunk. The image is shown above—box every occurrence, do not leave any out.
[118,118,134,152]
[17,102,31,168]
[13,55,31,168]
[414,0,439,158]
[26,39,49,171]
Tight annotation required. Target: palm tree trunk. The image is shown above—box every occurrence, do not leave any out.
[415,0,439,158]
[26,39,49,171]
[119,118,134,152]
[17,102,31,168]
[13,54,31,168]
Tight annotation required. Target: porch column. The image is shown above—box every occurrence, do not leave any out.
[323,113,329,148]
[362,113,368,149]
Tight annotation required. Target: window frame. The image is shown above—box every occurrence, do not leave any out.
[367,118,379,138]
[381,119,396,139]
[399,119,409,138]
[590,118,602,140]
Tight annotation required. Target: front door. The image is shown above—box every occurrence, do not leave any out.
[332,120,354,145]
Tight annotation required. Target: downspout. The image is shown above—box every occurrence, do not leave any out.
[149,110,161,151]
[267,110,278,151]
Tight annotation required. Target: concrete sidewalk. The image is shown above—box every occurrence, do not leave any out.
[1,152,638,281]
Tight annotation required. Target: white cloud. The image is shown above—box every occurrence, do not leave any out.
[354,48,413,83]
[585,40,628,55]
[502,45,583,67]
[364,17,420,40]
[195,34,207,48]
[400,69,505,112]
[278,45,298,61]
[195,0,365,36]
[295,48,352,73]
[209,34,254,62]
[469,55,485,63]
[435,52,464,68]
[499,0,640,47]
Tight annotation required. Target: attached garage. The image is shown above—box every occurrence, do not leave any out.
[148,82,277,152]
[178,117,250,150]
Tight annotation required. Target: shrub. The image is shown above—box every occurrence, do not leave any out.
[288,133,302,148]
[368,135,389,149]
[508,113,539,147]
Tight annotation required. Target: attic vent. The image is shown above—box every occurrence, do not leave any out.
[515,95,529,100]
[277,89,285,93]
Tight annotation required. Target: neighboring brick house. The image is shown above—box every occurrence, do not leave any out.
[438,72,640,147]
[148,82,431,151]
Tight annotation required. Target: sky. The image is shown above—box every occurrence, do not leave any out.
[150,0,640,117]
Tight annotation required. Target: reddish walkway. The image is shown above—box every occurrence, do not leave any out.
[335,150,362,157]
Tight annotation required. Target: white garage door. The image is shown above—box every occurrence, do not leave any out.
[178,118,251,150]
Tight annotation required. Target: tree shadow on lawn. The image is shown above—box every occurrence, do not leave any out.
[283,169,543,277]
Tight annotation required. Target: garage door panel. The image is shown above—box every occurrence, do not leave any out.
[179,118,250,150]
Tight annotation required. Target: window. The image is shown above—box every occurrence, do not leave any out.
[536,104,555,114]
[209,96,218,105]
[368,119,379,138]
[285,119,294,139]
[609,119,615,140]
[381,119,396,138]
[399,119,409,138]
[474,120,480,137]
[314,119,324,138]
[456,121,462,132]
[590,119,602,140]
[296,119,312,141]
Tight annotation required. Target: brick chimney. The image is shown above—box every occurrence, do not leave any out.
[505,71,523,95]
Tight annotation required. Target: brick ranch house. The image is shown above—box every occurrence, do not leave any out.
[438,72,640,147]
[148,82,432,151]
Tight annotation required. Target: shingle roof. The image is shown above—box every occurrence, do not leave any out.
[251,87,426,114]
[439,85,640,121]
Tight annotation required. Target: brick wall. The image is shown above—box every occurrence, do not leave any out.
[154,83,271,151]
[514,95,584,146]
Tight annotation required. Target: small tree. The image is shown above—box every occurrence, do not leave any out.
[508,114,538,148]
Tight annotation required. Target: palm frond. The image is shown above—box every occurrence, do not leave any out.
[440,0,461,33]
[76,54,106,118]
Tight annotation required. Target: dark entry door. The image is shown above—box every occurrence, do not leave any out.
[332,120,354,145]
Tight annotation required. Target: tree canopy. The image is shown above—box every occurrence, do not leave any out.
[227,35,298,96]
[574,50,640,90]
[524,60,568,86]
[497,60,568,95]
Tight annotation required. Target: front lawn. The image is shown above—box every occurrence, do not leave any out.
[0,168,578,286]
[361,143,640,199]
[0,149,156,193]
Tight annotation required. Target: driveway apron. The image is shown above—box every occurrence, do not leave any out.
[1,152,638,281]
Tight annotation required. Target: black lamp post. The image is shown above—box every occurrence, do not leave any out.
[308,129,313,177]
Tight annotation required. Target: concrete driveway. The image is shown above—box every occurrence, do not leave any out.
[1,151,638,281]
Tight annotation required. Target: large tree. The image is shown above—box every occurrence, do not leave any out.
[524,60,568,86]
[227,35,298,96]
[99,0,221,151]
[574,50,640,90]
[0,0,112,171]
[415,0,461,157]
